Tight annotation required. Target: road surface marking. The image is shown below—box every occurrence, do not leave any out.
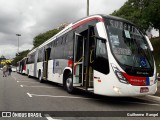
[20,85,57,88]
[12,76,17,81]
[27,93,32,97]
[27,93,93,100]
[17,81,38,83]
[26,93,160,106]
[45,114,62,120]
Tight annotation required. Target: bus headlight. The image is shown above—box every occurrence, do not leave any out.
[113,86,121,93]
[111,64,128,84]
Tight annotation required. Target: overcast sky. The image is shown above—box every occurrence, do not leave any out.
[0,0,132,59]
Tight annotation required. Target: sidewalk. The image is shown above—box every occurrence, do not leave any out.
[154,81,160,97]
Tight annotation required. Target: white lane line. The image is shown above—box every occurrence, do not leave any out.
[27,93,93,100]
[27,93,32,97]
[45,114,62,120]
[12,76,17,81]
[17,81,38,83]
[20,85,57,88]
[27,93,160,106]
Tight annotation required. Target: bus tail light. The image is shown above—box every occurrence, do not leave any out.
[111,64,128,84]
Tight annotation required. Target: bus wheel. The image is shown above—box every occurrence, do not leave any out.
[38,71,43,83]
[65,74,74,93]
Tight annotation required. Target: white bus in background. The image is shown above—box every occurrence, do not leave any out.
[26,15,157,96]
[17,57,28,74]
[27,48,38,77]
[21,57,28,74]
[16,61,20,73]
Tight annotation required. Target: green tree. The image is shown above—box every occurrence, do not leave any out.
[33,29,60,48]
[112,0,160,37]
[12,50,30,66]
[146,0,160,36]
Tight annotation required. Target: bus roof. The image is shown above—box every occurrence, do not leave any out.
[30,14,134,53]
[37,15,103,50]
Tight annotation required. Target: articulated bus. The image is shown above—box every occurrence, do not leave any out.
[26,15,157,96]
[17,57,27,74]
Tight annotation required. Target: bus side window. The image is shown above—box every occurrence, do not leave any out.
[64,31,73,59]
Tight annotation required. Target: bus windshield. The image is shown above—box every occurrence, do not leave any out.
[105,18,154,69]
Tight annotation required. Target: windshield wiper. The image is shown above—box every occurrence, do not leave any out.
[130,39,139,72]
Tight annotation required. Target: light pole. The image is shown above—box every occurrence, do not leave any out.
[87,0,89,16]
[16,34,21,54]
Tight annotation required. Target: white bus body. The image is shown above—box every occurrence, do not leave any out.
[26,15,157,96]
[16,57,27,74]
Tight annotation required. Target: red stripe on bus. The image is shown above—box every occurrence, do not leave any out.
[68,60,73,68]
[23,65,26,71]
[72,17,104,29]
[122,72,146,86]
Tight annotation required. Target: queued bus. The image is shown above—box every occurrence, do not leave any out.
[25,15,157,96]
[16,61,20,73]
[17,57,27,74]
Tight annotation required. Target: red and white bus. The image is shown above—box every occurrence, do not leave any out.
[17,57,27,74]
[26,15,157,96]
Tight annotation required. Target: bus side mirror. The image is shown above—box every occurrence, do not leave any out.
[95,36,106,42]
[88,25,106,42]
[96,22,106,40]
[145,35,154,51]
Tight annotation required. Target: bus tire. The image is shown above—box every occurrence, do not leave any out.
[65,74,74,93]
[38,71,43,83]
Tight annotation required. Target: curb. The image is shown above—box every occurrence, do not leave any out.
[135,95,160,104]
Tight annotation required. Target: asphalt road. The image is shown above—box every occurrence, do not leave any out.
[0,71,160,120]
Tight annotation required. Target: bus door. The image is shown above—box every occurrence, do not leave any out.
[84,26,96,90]
[43,48,51,80]
[73,33,85,87]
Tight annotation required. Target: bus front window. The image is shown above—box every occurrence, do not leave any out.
[105,18,154,76]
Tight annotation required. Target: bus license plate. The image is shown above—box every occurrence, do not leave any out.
[140,87,149,93]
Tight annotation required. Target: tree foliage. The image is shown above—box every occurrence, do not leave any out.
[33,29,60,48]
[12,50,30,66]
[112,0,160,36]
[146,0,160,35]
[12,28,60,65]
